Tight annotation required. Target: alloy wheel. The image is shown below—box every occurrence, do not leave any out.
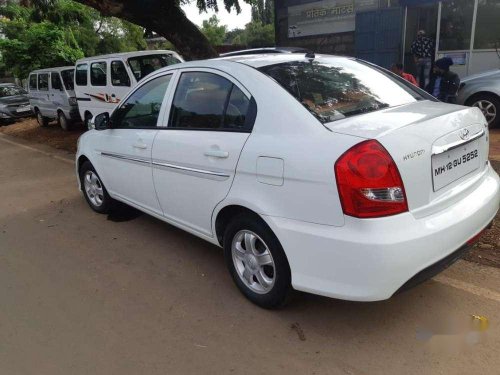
[473,99,497,125]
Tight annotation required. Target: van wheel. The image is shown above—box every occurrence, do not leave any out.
[58,111,71,131]
[223,214,292,309]
[36,110,49,127]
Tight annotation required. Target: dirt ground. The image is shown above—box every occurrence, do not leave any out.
[2,118,499,268]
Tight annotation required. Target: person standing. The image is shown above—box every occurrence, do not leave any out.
[391,63,418,85]
[426,57,460,104]
[410,30,435,89]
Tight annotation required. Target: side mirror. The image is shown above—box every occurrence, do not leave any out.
[94,112,110,130]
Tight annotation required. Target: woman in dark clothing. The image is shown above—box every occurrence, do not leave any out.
[426,57,460,104]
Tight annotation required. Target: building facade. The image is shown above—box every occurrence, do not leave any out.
[275,0,500,77]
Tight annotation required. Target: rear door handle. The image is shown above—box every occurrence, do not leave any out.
[204,150,229,158]
[133,142,148,150]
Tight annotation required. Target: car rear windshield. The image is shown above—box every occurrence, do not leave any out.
[61,69,75,91]
[0,85,26,97]
[127,54,181,81]
[258,59,423,124]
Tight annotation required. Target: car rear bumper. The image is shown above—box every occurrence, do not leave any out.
[263,164,500,301]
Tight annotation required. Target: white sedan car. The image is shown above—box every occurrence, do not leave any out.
[76,54,500,308]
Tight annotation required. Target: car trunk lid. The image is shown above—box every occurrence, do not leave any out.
[327,100,490,216]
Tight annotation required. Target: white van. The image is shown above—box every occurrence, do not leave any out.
[74,50,183,126]
[28,67,80,130]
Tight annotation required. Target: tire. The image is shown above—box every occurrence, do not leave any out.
[223,213,292,309]
[466,93,500,129]
[79,161,114,214]
[84,112,92,129]
[58,111,71,131]
[36,110,49,127]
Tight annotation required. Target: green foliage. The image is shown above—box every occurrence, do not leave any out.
[0,1,148,79]
[232,21,275,48]
[251,0,273,25]
[200,15,227,46]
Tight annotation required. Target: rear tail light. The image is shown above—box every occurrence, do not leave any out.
[335,140,408,218]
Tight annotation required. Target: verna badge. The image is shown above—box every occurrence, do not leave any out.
[459,128,470,140]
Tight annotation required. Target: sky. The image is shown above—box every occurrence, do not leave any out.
[181,1,252,30]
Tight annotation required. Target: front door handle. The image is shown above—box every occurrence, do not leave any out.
[133,142,148,150]
[204,150,229,158]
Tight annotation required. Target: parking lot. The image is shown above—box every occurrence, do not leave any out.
[1,130,500,375]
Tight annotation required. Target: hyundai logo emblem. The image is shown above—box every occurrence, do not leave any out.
[459,128,470,140]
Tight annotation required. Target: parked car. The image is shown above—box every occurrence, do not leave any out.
[219,46,309,57]
[74,50,183,127]
[76,54,500,308]
[458,69,500,128]
[28,67,79,130]
[0,83,32,124]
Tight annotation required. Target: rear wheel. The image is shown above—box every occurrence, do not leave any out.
[223,214,291,309]
[36,110,49,127]
[58,111,71,131]
[79,161,114,214]
[467,93,500,128]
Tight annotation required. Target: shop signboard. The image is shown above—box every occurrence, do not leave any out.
[287,0,378,38]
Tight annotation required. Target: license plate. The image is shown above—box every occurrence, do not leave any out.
[16,105,30,113]
[432,139,480,191]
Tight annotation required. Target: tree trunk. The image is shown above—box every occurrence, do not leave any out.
[73,0,218,60]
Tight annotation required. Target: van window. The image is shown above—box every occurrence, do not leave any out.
[128,54,181,81]
[91,62,107,86]
[38,73,49,91]
[29,75,37,90]
[76,64,88,86]
[51,72,62,90]
[111,61,131,87]
[61,69,74,91]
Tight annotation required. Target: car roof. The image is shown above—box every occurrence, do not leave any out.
[219,47,309,57]
[30,66,75,74]
[76,50,180,64]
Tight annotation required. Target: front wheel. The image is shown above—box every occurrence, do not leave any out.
[36,110,49,127]
[58,111,71,131]
[79,161,114,214]
[223,214,292,309]
[467,94,499,128]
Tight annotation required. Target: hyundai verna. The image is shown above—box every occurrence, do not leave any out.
[76,54,500,308]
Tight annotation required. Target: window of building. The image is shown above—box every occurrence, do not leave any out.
[474,0,500,49]
[38,73,49,91]
[51,72,62,90]
[91,62,107,86]
[439,0,474,51]
[169,72,251,131]
[29,75,37,90]
[75,64,88,86]
[111,74,172,128]
[111,61,131,87]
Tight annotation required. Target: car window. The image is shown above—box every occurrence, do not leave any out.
[38,73,49,91]
[61,69,74,91]
[29,75,37,90]
[259,59,422,124]
[76,64,88,86]
[127,54,181,81]
[91,62,107,86]
[112,74,172,129]
[111,60,131,87]
[169,72,251,131]
[51,72,62,90]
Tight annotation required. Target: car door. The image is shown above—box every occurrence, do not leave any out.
[37,73,51,116]
[92,73,174,214]
[109,59,132,105]
[50,72,65,115]
[151,69,255,236]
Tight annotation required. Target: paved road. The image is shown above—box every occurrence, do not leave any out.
[1,134,500,375]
